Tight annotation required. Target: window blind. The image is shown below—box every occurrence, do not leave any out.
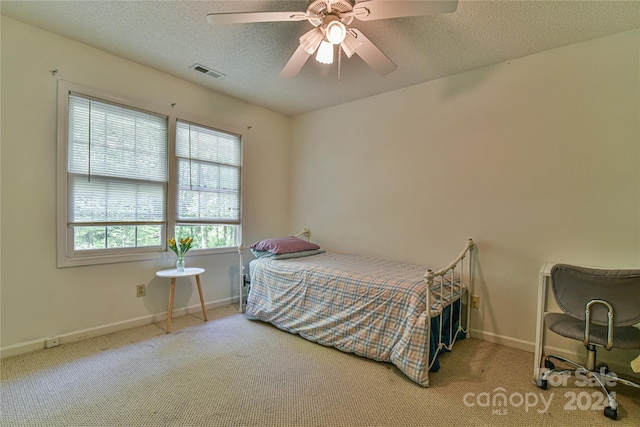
[67,94,168,225]
[176,121,241,223]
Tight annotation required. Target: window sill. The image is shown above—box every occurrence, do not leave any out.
[57,246,238,268]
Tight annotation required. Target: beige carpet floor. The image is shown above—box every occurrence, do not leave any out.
[1,305,639,426]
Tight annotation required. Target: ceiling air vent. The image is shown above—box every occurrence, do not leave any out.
[190,63,225,79]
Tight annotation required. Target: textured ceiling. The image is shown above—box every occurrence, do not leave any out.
[2,1,639,117]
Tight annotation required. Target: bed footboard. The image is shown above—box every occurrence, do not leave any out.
[424,238,475,371]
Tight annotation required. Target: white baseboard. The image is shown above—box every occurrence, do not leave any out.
[470,328,639,379]
[470,328,534,352]
[0,297,237,359]
[4,314,638,382]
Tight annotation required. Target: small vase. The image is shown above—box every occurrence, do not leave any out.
[176,256,185,272]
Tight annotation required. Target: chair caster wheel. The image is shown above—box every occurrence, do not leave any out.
[544,359,555,370]
[604,406,617,420]
[596,363,609,374]
[536,378,548,390]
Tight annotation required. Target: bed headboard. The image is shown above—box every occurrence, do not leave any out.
[237,227,311,313]
[294,228,311,242]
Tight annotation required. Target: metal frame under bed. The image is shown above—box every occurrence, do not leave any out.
[237,229,475,383]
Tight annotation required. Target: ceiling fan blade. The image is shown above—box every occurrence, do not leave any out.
[279,44,312,78]
[207,11,310,25]
[352,0,458,21]
[349,29,397,76]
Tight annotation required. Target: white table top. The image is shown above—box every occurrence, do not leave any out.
[156,267,205,278]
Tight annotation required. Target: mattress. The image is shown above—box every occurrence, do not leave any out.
[246,252,465,386]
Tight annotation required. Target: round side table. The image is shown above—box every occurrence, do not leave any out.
[156,267,207,333]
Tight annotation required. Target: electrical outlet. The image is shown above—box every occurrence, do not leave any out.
[136,284,146,297]
[471,295,480,309]
[45,337,60,348]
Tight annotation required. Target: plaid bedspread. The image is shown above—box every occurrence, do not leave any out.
[246,252,465,386]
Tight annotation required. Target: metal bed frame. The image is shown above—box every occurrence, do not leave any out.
[425,237,475,368]
[237,229,475,381]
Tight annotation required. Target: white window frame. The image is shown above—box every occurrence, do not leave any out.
[57,81,243,267]
[174,120,242,248]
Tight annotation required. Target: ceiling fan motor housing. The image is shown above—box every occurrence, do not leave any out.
[307,0,355,27]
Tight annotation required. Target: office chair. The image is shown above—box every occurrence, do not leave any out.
[536,264,640,420]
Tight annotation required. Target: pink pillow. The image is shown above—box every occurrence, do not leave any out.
[250,236,320,254]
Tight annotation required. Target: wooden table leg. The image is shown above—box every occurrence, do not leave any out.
[166,278,176,333]
[195,274,208,322]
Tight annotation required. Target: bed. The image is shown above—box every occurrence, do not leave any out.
[237,229,475,387]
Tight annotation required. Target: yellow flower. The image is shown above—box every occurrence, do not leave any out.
[168,236,193,256]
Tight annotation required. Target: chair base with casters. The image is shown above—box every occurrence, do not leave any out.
[537,345,640,420]
[535,264,640,421]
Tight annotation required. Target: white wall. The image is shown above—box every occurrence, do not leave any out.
[2,15,639,374]
[290,29,640,371]
[0,17,291,354]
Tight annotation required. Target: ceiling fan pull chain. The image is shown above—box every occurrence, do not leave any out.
[338,46,342,82]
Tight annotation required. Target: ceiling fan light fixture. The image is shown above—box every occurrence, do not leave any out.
[325,20,347,44]
[340,31,361,58]
[300,28,324,54]
[316,40,334,64]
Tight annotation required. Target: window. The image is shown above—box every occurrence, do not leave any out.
[57,82,243,267]
[175,121,241,250]
[66,93,168,254]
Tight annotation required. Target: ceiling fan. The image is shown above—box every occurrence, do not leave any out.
[207,0,458,78]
